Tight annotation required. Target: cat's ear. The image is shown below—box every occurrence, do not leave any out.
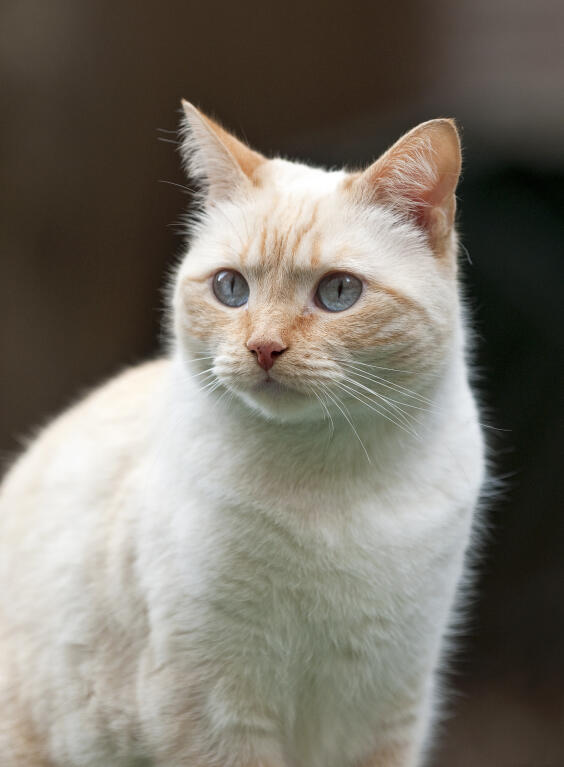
[350,119,461,252]
[180,100,266,203]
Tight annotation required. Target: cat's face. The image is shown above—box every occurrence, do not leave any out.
[173,104,461,423]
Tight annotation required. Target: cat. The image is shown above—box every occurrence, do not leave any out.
[0,101,485,767]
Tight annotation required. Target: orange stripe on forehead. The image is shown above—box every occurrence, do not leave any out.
[255,194,281,265]
[265,226,287,270]
[252,196,321,271]
[258,223,268,261]
[291,200,319,261]
[310,231,322,267]
[238,236,251,266]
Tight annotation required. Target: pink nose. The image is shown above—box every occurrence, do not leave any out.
[247,339,288,371]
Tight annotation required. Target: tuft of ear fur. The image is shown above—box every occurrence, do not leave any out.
[350,119,462,253]
[180,100,266,203]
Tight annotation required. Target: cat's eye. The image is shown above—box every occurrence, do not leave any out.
[315,272,362,312]
[212,269,249,307]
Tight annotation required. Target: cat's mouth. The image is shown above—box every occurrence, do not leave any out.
[246,370,315,402]
[224,371,319,420]
[253,375,297,396]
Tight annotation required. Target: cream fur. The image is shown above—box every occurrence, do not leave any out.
[0,106,485,767]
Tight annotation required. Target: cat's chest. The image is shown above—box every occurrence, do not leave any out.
[166,438,465,644]
[180,486,453,670]
[177,499,435,764]
[142,446,472,766]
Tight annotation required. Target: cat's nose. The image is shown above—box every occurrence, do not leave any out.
[246,339,288,371]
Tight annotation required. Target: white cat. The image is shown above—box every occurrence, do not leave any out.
[0,101,485,767]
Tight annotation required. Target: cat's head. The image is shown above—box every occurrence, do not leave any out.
[172,101,462,423]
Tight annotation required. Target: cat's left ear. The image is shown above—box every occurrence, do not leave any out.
[180,100,266,204]
[349,119,461,253]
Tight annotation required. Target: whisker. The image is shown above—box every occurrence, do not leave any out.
[309,384,334,439]
[207,381,223,395]
[334,381,420,440]
[333,356,416,375]
[158,179,197,195]
[339,366,507,433]
[339,363,435,406]
[460,240,473,265]
[194,376,220,394]
[319,384,371,463]
[214,386,234,408]
[339,375,414,428]
[190,367,216,378]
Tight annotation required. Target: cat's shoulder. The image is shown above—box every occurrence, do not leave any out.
[75,356,170,416]
[1,357,170,491]
[33,355,169,438]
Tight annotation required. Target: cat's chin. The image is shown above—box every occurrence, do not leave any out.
[230,379,322,423]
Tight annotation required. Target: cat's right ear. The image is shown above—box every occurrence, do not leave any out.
[180,100,266,204]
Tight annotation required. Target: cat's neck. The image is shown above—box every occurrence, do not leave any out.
[141,349,473,533]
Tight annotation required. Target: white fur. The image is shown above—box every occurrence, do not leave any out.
[0,123,485,767]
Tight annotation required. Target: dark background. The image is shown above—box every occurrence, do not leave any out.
[1,1,563,763]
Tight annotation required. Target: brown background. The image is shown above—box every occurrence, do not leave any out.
[1,1,563,764]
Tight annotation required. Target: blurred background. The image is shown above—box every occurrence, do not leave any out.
[1,0,563,763]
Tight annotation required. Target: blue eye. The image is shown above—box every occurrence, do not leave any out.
[315,272,362,312]
[213,270,249,307]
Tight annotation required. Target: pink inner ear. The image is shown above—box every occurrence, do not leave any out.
[180,100,267,202]
[378,138,455,210]
[352,120,461,248]
[411,168,459,234]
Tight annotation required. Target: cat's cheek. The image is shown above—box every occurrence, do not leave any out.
[336,295,451,370]
[177,289,231,344]
[288,310,317,342]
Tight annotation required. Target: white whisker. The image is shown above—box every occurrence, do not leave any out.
[334,381,420,440]
[333,356,416,375]
[319,383,371,463]
[309,384,334,439]
[339,375,414,428]
[214,386,234,408]
[190,367,216,379]
[339,362,435,406]
[195,376,221,395]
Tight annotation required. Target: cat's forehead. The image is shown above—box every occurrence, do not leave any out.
[185,158,406,281]
[255,158,348,196]
[235,199,346,275]
[224,161,356,273]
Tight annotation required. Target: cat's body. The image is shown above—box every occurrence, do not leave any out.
[0,104,485,767]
